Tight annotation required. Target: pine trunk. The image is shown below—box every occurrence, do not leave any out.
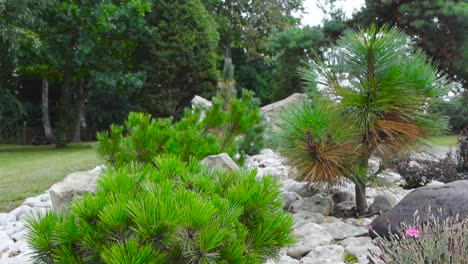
[355,180,367,215]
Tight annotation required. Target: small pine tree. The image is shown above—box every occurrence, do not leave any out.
[27,156,295,263]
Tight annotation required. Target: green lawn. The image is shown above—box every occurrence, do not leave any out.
[0,142,100,212]
[424,135,458,147]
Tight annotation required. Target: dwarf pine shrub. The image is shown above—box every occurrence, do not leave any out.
[27,155,295,263]
[372,213,468,263]
[97,89,263,166]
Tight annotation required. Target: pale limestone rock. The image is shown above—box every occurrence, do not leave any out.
[286,222,333,258]
[300,245,345,264]
[49,166,104,214]
[201,153,239,171]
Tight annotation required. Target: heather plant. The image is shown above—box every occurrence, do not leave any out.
[372,212,468,264]
[273,25,449,214]
[27,156,295,263]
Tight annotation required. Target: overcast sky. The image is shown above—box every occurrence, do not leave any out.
[300,0,366,26]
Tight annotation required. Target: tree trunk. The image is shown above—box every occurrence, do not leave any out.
[56,68,73,147]
[355,179,367,215]
[41,79,55,143]
[71,80,85,142]
[355,152,371,215]
[224,44,232,60]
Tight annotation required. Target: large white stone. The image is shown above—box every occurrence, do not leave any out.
[49,166,104,214]
[290,195,333,215]
[286,222,333,259]
[282,180,319,197]
[191,95,212,109]
[201,153,239,171]
[300,244,345,264]
[338,237,381,264]
[320,221,369,241]
[261,93,307,124]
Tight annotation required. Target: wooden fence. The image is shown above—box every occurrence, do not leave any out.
[0,122,96,145]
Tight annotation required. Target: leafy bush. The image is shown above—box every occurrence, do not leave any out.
[389,134,468,189]
[372,213,468,264]
[390,153,461,189]
[97,89,263,166]
[27,156,295,263]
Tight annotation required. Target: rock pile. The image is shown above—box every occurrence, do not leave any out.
[0,193,52,264]
[245,150,411,264]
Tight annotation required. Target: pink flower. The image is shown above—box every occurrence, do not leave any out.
[363,224,372,231]
[378,253,385,260]
[453,249,461,255]
[405,228,420,238]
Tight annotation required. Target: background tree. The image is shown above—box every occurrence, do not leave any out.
[352,0,467,91]
[274,25,449,214]
[23,0,150,146]
[0,0,40,127]
[131,0,218,118]
[268,26,326,101]
[201,0,304,104]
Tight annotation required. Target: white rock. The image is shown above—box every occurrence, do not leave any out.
[300,245,345,264]
[49,168,102,214]
[9,206,32,221]
[0,253,32,264]
[286,222,333,258]
[11,230,27,242]
[282,180,318,197]
[261,93,307,124]
[266,254,299,264]
[201,153,239,171]
[260,149,275,156]
[320,221,369,241]
[282,191,301,211]
[339,237,381,264]
[0,214,15,226]
[258,159,282,168]
[191,95,212,108]
[38,193,51,202]
[290,195,333,215]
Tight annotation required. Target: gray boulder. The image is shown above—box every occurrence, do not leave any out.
[282,180,319,197]
[290,194,333,215]
[282,191,301,211]
[201,153,239,171]
[261,93,307,124]
[331,191,354,204]
[370,180,468,238]
[368,194,395,213]
[49,166,105,214]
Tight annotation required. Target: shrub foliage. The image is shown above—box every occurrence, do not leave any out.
[27,157,295,263]
[97,89,263,166]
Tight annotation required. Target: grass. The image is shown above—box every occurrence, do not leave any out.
[424,135,458,147]
[0,142,101,212]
